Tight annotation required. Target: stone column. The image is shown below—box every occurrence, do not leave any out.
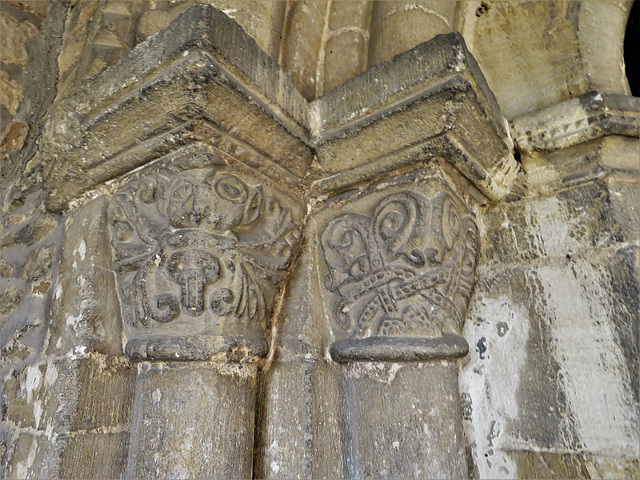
[368,0,458,66]
[317,170,478,479]
[104,167,302,478]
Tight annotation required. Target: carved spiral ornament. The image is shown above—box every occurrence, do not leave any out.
[322,186,478,342]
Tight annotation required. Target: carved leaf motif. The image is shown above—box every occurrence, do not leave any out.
[107,168,301,330]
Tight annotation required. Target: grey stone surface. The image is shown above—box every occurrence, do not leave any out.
[459,129,639,478]
[48,196,123,357]
[1,355,135,479]
[125,362,258,479]
[1,2,638,479]
[254,238,346,479]
[341,361,468,479]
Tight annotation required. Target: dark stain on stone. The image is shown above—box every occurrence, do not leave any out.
[476,337,488,359]
[496,322,509,337]
[476,2,491,17]
[461,392,472,421]
[603,247,640,403]
[13,224,35,245]
[487,420,499,447]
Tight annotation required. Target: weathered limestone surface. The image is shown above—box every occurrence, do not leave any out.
[126,362,258,479]
[311,32,517,201]
[460,126,639,478]
[256,164,482,479]
[20,6,513,477]
[55,0,287,99]
[465,0,635,119]
[37,7,516,213]
[107,167,303,362]
[48,197,123,357]
[367,0,458,66]
[0,2,638,479]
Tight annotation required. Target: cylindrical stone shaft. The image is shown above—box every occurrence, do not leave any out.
[368,0,457,67]
[340,361,468,479]
[125,362,258,479]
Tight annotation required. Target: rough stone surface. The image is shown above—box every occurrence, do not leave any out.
[38,13,515,212]
[467,0,634,119]
[107,167,303,362]
[126,362,258,479]
[1,2,638,479]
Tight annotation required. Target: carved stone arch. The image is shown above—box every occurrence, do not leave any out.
[459,0,636,119]
[577,0,635,96]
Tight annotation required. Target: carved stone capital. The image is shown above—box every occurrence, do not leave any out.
[319,174,477,362]
[107,167,303,361]
[38,4,507,363]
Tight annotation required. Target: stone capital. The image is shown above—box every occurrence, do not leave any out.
[107,165,303,362]
[316,171,476,362]
[39,4,516,214]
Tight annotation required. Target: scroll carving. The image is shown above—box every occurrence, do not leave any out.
[321,179,478,360]
[107,168,302,360]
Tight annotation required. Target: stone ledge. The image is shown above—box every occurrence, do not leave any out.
[39,4,517,212]
[512,92,640,153]
[125,334,269,362]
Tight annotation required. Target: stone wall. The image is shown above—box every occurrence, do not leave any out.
[0,1,638,478]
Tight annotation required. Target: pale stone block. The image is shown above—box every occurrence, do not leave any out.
[322,31,367,94]
[467,1,635,119]
[0,71,23,117]
[461,249,639,477]
[3,433,50,480]
[478,181,628,267]
[0,13,37,69]
[279,0,329,100]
